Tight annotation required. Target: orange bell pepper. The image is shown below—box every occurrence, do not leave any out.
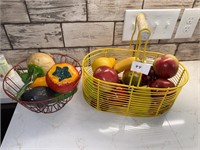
[46,63,80,93]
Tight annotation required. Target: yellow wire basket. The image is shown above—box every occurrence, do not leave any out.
[82,14,189,117]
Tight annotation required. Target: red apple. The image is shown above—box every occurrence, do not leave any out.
[149,78,175,88]
[149,79,176,114]
[149,79,176,99]
[153,54,179,79]
[93,66,119,83]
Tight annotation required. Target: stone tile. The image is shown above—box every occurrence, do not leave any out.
[5,24,64,49]
[176,43,200,61]
[63,22,114,47]
[26,0,86,22]
[143,0,194,8]
[114,22,159,46]
[88,0,142,21]
[1,49,38,66]
[160,21,200,43]
[0,26,11,49]
[89,46,135,63]
[0,1,29,23]
[2,0,24,1]
[114,22,132,45]
[194,0,200,7]
[143,44,177,55]
[40,48,89,64]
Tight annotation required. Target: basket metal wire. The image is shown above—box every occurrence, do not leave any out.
[3,53,82,113]
[82,14,189,117]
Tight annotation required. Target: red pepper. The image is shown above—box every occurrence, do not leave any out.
[46,63,80,93]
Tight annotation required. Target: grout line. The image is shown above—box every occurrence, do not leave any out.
[60,23,66,47]
[1,21,124,25]
[174,43,180,56]
[1,42,199,51]
[112,22,116,46]
[86,0,89,22]
[2,25,14,50]
[87,47,90,53]
[142,0,145,9]
[24,0,31,23]
[192,1,196,8]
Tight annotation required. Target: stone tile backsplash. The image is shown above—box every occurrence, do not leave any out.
[0,26,11,49]
[143,0,195,8]
[5,24,63,49]
[87,0,143,21]
[63,22,114,47]
[0,1,30,23]
[0,0,199,65]
[26,0,87,22]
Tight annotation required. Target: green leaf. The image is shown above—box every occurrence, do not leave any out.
[16,65,45,100]
[28,64,45,77]
[16,70,29,83]
[51,87,78,103]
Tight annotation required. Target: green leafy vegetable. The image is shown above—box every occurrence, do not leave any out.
[16,65,45,100]
[16,70,29,83]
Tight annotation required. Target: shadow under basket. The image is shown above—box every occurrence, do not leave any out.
[82,48,189,117]
[3,53,82,114]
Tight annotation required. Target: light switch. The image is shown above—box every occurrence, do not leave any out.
[122,9,181,41]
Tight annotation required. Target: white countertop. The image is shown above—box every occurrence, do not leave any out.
[1,61,200,150]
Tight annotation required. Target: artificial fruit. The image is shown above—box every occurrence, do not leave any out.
[141,66,158,86]
[92,57,116,72]
[93,66,118,83]
[149,79,175,88]
[149,78,176,99]
[46,63,80,93]
[122,69,141,86]
[153,54,179,79]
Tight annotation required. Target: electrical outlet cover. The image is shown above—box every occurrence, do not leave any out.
[175,8,200,38]
[122,9,181,41]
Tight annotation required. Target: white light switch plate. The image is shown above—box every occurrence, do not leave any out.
[122,9,181,41]
[175,8,200,38]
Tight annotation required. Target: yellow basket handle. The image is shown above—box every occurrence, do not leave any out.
[128,13,152,88]
[129,13,151,55]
